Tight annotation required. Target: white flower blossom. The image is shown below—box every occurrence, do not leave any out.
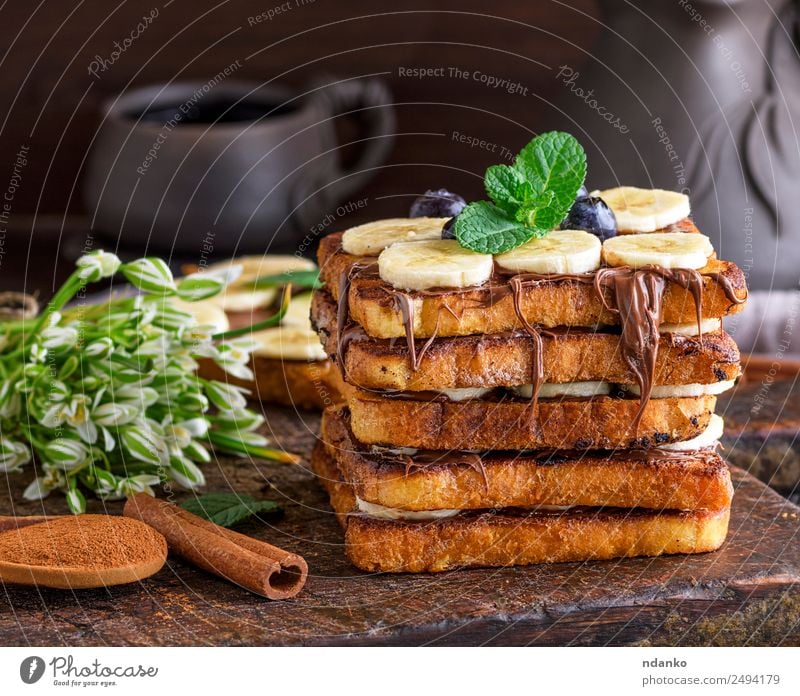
[40,325,79,350]
[85,337,114,358]
[121,257,176,294]
[175,272,227,302]
[44,438,91,471]
[23,466,66,501]
[204,380,249,411]
[117,474,161,497]
[93,402,140,427]
[66,488,86,514]
[0,438,32,472]
[64,394,98,444]
[76,250,121,282]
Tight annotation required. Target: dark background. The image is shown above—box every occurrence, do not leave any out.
[0,0,599,296]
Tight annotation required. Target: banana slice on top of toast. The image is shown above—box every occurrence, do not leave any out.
[593,186,690,233]
[494,229,602,275]
[602,232,713,269]
[378,239,493,291]
[342,217,450,256]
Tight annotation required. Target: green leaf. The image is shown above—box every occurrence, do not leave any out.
[514,131,586,218]
[452,131,587,255]
[176,274,226,302]
[455,201,537,254]
[247,269,321,291]
[180,492,281,527]
[515,191,562,229]
[484,164,533,215]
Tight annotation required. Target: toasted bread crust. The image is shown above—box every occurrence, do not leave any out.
[347,390,715,450]
[311,443,730,573]
[312,289,741,390]
[198,356,346,411]
[317,232,747,339]
[321,405,733,512]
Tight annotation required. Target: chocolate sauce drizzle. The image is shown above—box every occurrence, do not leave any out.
[594,266,704,432]
[379,449,490,489]
[334,245,746,434]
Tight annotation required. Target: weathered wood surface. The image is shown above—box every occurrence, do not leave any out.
[1,404,799,647]
[718,377,800,499]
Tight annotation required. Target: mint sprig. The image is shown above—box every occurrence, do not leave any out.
[456,131,587,254]
[180,492,282,527]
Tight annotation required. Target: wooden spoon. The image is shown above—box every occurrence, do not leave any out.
[0,514,168,589]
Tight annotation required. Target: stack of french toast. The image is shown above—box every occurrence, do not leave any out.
[310,182,748,573]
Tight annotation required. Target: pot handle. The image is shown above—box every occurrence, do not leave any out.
[316,77,396,199]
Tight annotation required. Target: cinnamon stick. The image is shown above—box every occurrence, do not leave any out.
[123,494,307,600]
[0,515,53,533]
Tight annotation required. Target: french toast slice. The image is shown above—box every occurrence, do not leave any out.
[347,389,716,450]
[321,405,733,512]
[311,443,731,573]
[311,289,741,391]
[317,232,747,339]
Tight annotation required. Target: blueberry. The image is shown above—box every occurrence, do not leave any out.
[561,196,617,241]
[409,189,466,218]
[576,184,589,199]
[441,216,457,240]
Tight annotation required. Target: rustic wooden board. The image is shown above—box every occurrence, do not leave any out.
[1,405,799,647]
[718,377,800,499]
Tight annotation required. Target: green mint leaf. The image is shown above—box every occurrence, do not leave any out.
[515,190,562,228]
[180,492,282,527]
[455,201,540,254]
[514,131,587,219]
[484,164,533,215]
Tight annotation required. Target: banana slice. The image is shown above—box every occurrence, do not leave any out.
[355,497,460,521]
[437,387,493,401]
[494,230,601,275]
[660,318,722,336]
[622,380,735,398]
[660,414,724,451]
[594,186,690,232]
[170,298,230,333]
[206,255,317,312]
[251,326,327,361]
[602,232,713,269]
[514,381,611,399]
[282,292,314,329]
[378,239,493,291]
[341,217,450,256]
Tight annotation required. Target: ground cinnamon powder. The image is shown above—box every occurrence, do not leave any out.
[0,516,164,569]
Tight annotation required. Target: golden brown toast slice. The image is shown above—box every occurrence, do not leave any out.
[311,443,730,573]
[317,232,747,339]
[321,405,732,512]
[311,289,740,391]
[347,389,715,450]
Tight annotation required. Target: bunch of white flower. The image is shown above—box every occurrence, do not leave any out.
[0,250,297,513]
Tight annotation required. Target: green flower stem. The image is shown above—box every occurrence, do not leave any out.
[211,284,292,340]
[30,271,86,337]
[0,271,86,363]
[21,426,48,452]
[62,295,136,322]
[246,269,321,291]
[208,431,301,465]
